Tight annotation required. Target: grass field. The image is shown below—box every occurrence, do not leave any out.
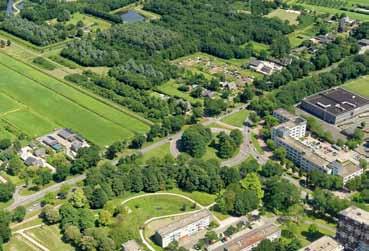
[141,142,171,162]
[67,12,111,31]
[0,53,149,146]
[267,9,300,25]
[4,235,37,251]
[344,75,369,97]
[26,225,73,251]
[110,195,197,243]
[221,109,249,127]
[157,80,200,104]
[167,188,217,206]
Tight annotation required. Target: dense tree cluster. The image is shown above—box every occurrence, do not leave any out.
[66,72,189,122]
[1,17,65,46]
[180,125,212,158]
[254,38,358,91]
[310,189,350,217]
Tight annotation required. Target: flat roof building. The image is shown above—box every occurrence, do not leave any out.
[208,223,281,251]
[299,236,343,251]
[300,88,369,124]
[155,209,212,248]
[272,109,362,183]
[336,206,369,251]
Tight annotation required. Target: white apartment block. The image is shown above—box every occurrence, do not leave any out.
[154,209,212,248]
[272,109,362,183]
[299,236,344,251]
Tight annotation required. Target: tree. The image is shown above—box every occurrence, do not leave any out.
[41,192,57,206]
[273,147,286,162]
[216,132,237,159]
[33,169,52,186]
[64,225,81,245]
[230,129,243,146]
[68,188,88,208]
[12,206,26,223]
[78,208,95,230]
[240,86,254,103]
[0,182,15,202]
[204,98,227,116]
[204,231,218,244]
[130,134,146,149]
[260,161,283,177]
[98,210,113,226]
[41,205,60,224]
[7,157,24,176]
[180,125,212,158]
[271,36,291,58]
[263,178,300,212]
[0,210,11,243]
[90,187,108,209]
[0,139,11,150]
[53,165,70,182]
[234,190,259,216]
[105,141,125,159]
[240,173,264,200]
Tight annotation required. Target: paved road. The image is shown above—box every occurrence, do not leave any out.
[8,174,85,210]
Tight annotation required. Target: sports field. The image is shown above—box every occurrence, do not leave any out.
[344,75,369,97]
[0,53,149,146]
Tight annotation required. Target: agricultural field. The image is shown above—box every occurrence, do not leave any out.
[343,75,369,97]
[287,0,369,21]
[267,9,300,25]
[0,53,149,146]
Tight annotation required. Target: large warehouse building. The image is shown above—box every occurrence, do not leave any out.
[300,87,369,124]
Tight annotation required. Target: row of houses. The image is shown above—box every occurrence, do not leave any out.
[272,109,363,183]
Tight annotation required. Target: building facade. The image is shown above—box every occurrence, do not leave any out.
[155,209,212,248]
[336,206,369,251]
[208,223,281,251]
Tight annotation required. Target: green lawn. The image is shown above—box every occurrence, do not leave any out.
[344,75,369,97]
[4,235,37,251]
[167,188,217,206]
[157,80,200,104]
[26,225,74,251]
[109,195,198,243]
[0,53,149,146]
[221,109,249,127]
[267,9,300,25]
[2,110,57,138]
[142,143,171,162]
[67,12,111,31]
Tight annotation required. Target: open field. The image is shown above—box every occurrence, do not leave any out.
[267,9,300,25]
[67,12,111,31]
[110,195,197,242]
[141,142,171,162]
[0,93,21,114]
[344,75,369,97]
[156,80,200,104]
[167,188,217,206]
[26,224,74,251]
[0,53,149,146]
[221,109,249,127]
[4,235,37,251]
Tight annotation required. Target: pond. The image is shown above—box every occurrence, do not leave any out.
[121,10,145,23]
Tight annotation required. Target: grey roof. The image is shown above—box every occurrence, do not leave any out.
[25,157,42,166]
[43,136,58,147]
[339,206,369,225]
[299,236,342,251]
[358,39,369,46]
[303,88,369,116]
[156,209,211,237]
[249,58,262,67]
[71,141,83,152]
[57,129,74,140]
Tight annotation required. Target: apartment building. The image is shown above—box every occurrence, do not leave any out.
[336,206,369,251]
[154,209,212,248]
[272,109,362,183]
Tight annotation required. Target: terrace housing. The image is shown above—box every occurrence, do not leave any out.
[207,223,281,251]
[272,109,363,183]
